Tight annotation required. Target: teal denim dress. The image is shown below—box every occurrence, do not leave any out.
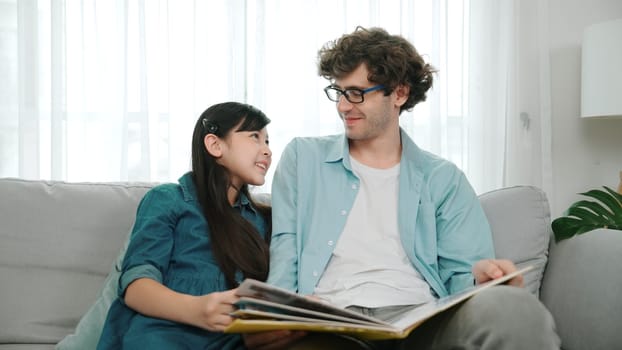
[97,172,268,350]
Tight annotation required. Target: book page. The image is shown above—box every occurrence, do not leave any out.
[235,297,384,326]
[383,265,535,331]
[232,308,389,327]
[236,278,391,326]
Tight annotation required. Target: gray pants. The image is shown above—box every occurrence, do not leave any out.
[290,286,560,350]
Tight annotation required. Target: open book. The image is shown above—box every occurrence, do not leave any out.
[224,265,533,340]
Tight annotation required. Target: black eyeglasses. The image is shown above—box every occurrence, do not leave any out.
[323,84,386,104]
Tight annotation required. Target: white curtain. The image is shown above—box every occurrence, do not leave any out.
[0,0,548,195]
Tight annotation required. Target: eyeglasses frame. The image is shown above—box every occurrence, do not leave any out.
[323,84,386,104]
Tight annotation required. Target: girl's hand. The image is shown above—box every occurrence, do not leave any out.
[124,278,242,331]
[194,288,240,332]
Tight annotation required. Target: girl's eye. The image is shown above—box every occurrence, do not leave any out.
[250,132,259,139]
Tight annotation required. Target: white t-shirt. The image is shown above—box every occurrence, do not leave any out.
[313,156,435,308]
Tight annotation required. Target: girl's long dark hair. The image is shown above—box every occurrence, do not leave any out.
[190,102,271,288]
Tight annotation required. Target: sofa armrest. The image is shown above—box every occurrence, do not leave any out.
[540,228,622,350]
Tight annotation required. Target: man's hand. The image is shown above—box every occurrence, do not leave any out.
[243,330,307,350]
[472,259,524,287]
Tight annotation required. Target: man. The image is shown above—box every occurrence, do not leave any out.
[246,27,559,350]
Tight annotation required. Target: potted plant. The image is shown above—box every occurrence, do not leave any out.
[551,186,622,242]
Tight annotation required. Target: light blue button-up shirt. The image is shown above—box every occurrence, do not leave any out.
[268,129,494,298]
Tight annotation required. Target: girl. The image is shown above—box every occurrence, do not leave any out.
[97,102,272,349]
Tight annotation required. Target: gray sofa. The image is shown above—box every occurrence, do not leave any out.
[1,178,620,350]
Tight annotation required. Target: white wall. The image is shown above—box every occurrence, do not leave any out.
[545,0,622,216]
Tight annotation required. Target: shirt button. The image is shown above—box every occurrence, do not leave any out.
[328,240,334,246]
[313,271,318,277]
[351,184,357,189]
[340,210,347,215]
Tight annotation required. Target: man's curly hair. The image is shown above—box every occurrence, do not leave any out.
[318,26,436,114]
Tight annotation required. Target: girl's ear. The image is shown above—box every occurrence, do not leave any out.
[203,134,223,158]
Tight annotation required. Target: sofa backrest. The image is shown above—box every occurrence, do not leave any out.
[0,178,155,345]
[0,178,553,346]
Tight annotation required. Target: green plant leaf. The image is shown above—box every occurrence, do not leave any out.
[552,186,622,242]
[579,188,622,217]
[567,200,613,220]
[566,206,611,225]
[552,217,599,241]
[603,186,622,207]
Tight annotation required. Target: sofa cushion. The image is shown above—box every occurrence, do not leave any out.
[55,231,130,350]
[0,178,153,346]
[478,186,551,296]
[540,228,622,350]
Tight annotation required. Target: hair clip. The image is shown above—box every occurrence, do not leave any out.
[202,119,220,135]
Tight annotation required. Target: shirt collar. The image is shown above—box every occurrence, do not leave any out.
[233,190,253,210]
[324,128,419,170]
[178,172,198,201]
[399,128,420,164]
[178,171,256,213]
[324,133,352,171]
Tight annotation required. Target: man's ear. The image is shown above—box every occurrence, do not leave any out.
[203,134,223,158]
[394,84,410,107]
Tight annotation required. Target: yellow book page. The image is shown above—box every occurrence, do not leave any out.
[224,319,408,340]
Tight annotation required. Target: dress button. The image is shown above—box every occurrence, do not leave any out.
[352,184,357,189]
[313,271,318,277]
[340,210,347,215]
[328,240,334,246]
